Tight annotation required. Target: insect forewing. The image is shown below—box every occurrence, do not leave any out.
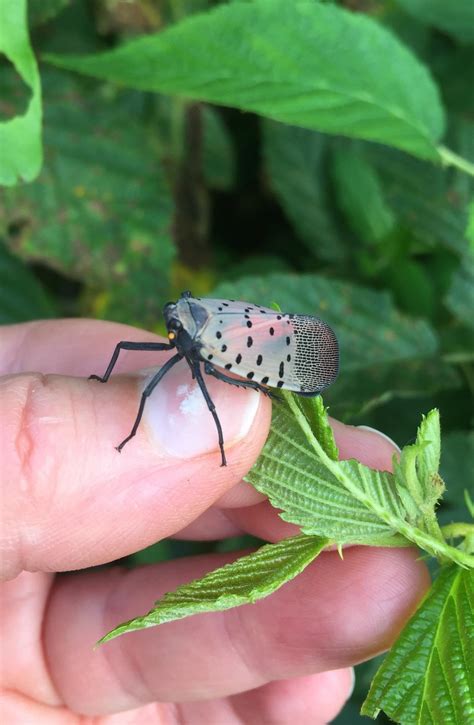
[196,299,338,394]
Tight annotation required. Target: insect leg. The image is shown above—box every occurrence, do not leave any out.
[192,362,227,467]
[204,362,280,400]
[89,341,175,383]
[116,352,182,452]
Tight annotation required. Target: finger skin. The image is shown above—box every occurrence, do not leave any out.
[0,320,431,722]
[0,319,163,377]
[41,547,428,715]
[179,669,355,725]
[0,365,271,579]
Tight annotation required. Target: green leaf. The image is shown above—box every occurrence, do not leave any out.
[294,394,339,461]
[363,140,471,258]
[262,121,347,262]
[0,0,42,185]
[327,357,461,421]
[99,534,328,643]
[394,0,474,44]
[392,411,445,541]
[331,144,396,245]
[28,0,70,28]
[0,242,55,323]
[0,72,175,325]
[446,254,474,331]
[246,395,402,546]
[246,394,474,567]
[202,105,235,191]
[362,566,474,724]
[439,431,474,526]
[212,273,438,372]
[45,1,445,160]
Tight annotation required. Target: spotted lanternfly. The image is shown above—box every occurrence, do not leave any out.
[89,290,339,466]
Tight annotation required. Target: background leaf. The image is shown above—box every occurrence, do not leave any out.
[0,241,55,323]
[438,431,474,526]
[45,1,446,159]
[362,566,474,723]
[28,0,70,28]
[363,137,472,258]
[262,121,347,262]
[0,71,175,324]
[445,253,474,331]
[394,0,474,44]
[202,105,235,191]
[331,144,396,246]
[0,0,42,184]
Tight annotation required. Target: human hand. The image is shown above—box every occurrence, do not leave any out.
[0,320,430,724]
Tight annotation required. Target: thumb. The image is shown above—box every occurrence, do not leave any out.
[1,361,270,580]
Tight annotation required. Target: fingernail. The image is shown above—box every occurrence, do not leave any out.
[142,361,261,459]
[357,425,401,452]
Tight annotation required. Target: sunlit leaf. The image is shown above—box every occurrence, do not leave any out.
[45,1,445,160]
[0,0,42,184]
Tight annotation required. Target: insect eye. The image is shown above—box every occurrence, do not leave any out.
[168,319,183,337]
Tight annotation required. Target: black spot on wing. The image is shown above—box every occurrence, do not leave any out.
[221,344,227,352]
[279,361,284,378]
[269,327,275,336]
[235,353,242,364]
[246,320,253,328]
[247,371,255,380]
[225,363,232,370]
[277,380,284,388]
[247,336,253,348]
[256,354,263,366]
[261,376,269,384]
[216,331,222,339]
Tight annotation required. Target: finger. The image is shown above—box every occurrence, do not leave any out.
[1,364,271,579]
[179,669,355,725]
[42,546,429,715]
[1,319,163,376]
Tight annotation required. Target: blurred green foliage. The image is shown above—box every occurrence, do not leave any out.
[0,0,472,508]
[0,1,472,717]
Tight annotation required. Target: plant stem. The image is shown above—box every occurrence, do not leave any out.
[441,523,474,540]
[438,146,474,177]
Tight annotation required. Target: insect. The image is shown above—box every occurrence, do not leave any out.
[89,290,339,466]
